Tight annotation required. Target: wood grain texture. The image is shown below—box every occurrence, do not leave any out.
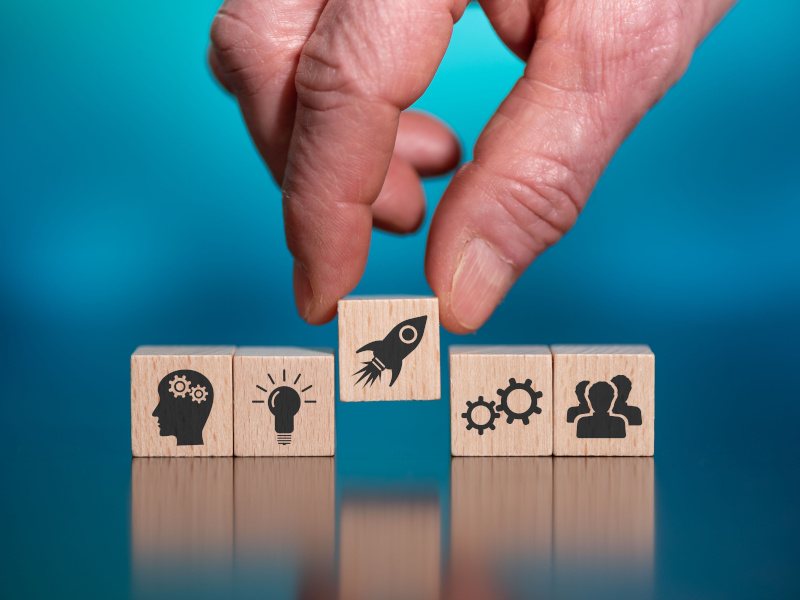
[554,458,654,567]
[234,458,334,564]
[339,495,441,600]
[450,346,552,456]
[552,345,655,456]
[131,346,234,457]
[450,458,552,565]
[131,458,233,568]
[233,347,334,456]
[338,296,440,401]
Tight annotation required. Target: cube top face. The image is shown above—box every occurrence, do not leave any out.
[133,346,236,356]
[234,347,334,456]
[338,296,440,401]
[553,345,654,456]
[550,345,652,356]
[131,346,234,457]
[450,346,553,456]
[234,346,331,358]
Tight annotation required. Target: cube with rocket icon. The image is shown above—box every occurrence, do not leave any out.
[338,296,441,401]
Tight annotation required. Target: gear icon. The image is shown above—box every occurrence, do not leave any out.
[497,378,542,425]
[189,384,209,404]
[462,396,499,435]
[168,374,192,398]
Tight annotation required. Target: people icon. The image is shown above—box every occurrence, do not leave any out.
[152,370,214,445]
[567,375,641,439]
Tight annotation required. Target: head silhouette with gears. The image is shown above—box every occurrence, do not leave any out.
[152,370,214,446]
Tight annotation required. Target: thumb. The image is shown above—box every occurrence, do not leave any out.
[427,1,707,332]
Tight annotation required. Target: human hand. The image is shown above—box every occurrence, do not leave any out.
[209,0,733,332]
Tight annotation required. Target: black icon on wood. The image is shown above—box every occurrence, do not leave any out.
[354,315,427,387]
[252,370,316,445]
[567,375,642,438]
[463,378,543,435]
[462,395,499,435]
[153,370,213,446]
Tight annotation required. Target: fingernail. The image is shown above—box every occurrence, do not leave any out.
[293,261,313,321]
[450,238,515,331]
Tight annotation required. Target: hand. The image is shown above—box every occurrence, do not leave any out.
[209,0,733,332]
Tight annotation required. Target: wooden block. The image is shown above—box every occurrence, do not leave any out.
[234,347,335,456]
[450,346,553,456]
[339,494,441,600]
[338,296,440,401]
[234,458,335,564]
[131,346,234,457]
[554,458,654,570]
[552,345,654,456]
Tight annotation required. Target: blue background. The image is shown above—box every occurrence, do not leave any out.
[1,1,798,598]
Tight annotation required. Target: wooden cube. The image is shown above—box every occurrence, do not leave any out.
[233,347,335,456]
[338,296,440,401]
[131,346,234,457]
[450,346,553,456]
[552,345,654,456]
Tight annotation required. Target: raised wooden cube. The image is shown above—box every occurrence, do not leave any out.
[233,347,335,456]
[450,346,553,456]
[338,296,440,401]
[131,346,234,457]
[552,345,655,456]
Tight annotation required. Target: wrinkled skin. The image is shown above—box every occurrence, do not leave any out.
[209,0,734,332]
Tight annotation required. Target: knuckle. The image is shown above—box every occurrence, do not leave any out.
[564,0,694,95]
[294,33,374,111]
[476,157,583,255]
[625,1,692,80]
[209,1,302,97]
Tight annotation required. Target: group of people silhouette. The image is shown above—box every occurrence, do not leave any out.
[567,375,642,438]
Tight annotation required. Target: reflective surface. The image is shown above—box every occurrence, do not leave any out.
[128,457,656,599]
[2,0,799,597]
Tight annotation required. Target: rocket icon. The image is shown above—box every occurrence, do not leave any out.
[354,316,428,387]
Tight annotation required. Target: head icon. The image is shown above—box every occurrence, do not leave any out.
[153,370,214,446]
[589,381,614,414]
[587,381,615,414]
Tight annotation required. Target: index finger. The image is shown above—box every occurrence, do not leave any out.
[282,0,467,323]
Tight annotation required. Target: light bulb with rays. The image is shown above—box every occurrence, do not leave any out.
[252,369,316,445]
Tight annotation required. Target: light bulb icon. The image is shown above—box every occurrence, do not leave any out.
[268,385,301,445]
[252,370,316,446]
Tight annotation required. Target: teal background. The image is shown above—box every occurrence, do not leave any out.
[1,1,799,598]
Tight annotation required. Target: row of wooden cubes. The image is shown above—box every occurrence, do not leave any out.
[131,348,653,458]
[131,296,654,457]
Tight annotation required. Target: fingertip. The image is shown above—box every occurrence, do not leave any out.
[372,157,426,234]
[434,237,515,333]
[293,261,337,325]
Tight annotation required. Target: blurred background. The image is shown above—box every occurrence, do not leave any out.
[1,1,798,598]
